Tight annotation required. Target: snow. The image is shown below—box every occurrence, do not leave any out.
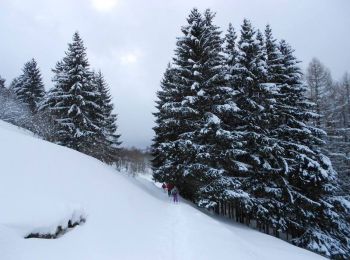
[197,89,205,96]
[0,120,325,260]
[206,113,221,125]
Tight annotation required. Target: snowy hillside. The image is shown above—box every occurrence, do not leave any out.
[0,120,325,260]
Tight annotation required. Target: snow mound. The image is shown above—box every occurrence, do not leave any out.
[0,120,325,260]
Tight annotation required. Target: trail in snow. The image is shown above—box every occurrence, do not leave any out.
[134,175,322,260]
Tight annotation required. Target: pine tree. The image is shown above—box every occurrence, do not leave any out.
[152,8,205,200]
[275,40,350,258]
[12,59,45,112]
[0,75,5,89]
[152,63,179,177]
[223,23,238,83]
[264,25,284,83]
[226,19,284,227]
[255,29,268,82]
[153,9,247,204]
[8,77,19,92]
[152,12,350,259]
[188,10,247,208]
[40,32,102,155]
[92,71,121,163]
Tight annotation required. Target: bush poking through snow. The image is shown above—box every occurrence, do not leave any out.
[24,216,86,239]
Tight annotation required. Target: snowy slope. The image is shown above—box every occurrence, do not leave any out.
[0,120,325,260]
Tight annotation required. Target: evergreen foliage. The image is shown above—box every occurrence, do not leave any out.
[40,32,120,162]
[264,25,284,83]
[0,75,5,89]
[223,23,238,83]
[12,59,45,112]
[152,12,350,259]
[153,8,208,199]
[92,71,121,163]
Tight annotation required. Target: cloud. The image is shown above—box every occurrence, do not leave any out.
[90,0,119,12]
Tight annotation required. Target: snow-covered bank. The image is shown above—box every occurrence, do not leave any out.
[0,120,325,260]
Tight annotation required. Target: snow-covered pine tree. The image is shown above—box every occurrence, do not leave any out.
[223,23,238,83]
[12,59,45,112]
[251,28,292,232]
[92,71,121,163]
[40,32,103,156]
[186,10,248,209]
[0,75,9,102]
[275,39,350,259]
[225,19,286,228]
[8,77,19,92]
[255,29,268,82]
[0,75,5,89]
[152,9,205,200]
[152,63,180,180]
[153,9,247,204]
[264,25,284,83]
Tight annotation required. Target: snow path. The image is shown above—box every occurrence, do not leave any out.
[0,120,325,260]
[134,175,323,260]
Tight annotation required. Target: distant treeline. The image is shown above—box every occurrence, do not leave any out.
[116,147,152,175]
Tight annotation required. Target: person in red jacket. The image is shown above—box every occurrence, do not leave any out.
[166,183,174,197]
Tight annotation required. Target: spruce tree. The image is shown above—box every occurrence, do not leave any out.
[226,19,284,226]
[255,29,268,82]
[41,32,102,155]
[92,71,121,163]
[264,25,284,83]
[152,8,205,200]
[8,77,19,92]
[153,9,247,204]
[223,23,238,83]
[0,75,8,101]
[0,75,5,89]
[13,59,45,112]
[152,63,179,177]
[275,40,350,258]
[252,28,289,232]
[189,10,247,208]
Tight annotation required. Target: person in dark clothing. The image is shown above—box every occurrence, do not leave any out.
[171,186,179,203]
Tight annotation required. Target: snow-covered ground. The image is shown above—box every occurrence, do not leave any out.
[0,120,325,260]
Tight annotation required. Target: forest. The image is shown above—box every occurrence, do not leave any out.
[0,7,349,260]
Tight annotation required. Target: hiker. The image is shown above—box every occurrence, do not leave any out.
[171,186,179,203]
[166,183,174,197]
[161,183,167,192]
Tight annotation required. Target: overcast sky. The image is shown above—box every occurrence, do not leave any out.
[0,0,349,148]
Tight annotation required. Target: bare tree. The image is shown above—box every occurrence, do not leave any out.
[342,73,350,129]
[306,58,333,126]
